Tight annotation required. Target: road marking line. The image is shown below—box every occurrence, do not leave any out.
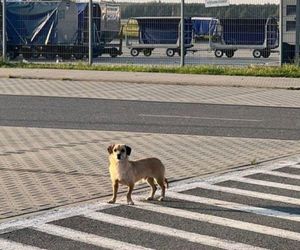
[231,177,300,192]
[0,239,45,250]
[194,183,300,205]
[139,114,262,122]
[33,224,152,250]
[86,211,268,250]
[134,200,300,241]
[166,191,300,222]
[263,171,300,180]
[169,163,300,190]
[286,165,300,169]
[0,202,115,234]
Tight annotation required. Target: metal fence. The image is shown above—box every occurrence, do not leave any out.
[0,0,299,66]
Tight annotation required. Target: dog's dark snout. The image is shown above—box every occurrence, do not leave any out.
[117,154,121,160]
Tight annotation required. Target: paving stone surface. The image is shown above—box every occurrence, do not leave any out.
[0,75,299,219]
[1,126,300,219]
[0,68,300,89]
[0,78,299,107]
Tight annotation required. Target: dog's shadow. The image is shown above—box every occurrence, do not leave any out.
[139,198,240,213]
[140,198,300,215]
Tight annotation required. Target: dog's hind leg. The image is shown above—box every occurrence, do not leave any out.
[146,177,157,201]
[156,178,166,201]
[108,180,119,204]
[127,183,135,205]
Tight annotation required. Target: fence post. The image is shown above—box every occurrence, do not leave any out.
[295,0,300,65]
[88,0,93,65]
[279,0,283,66]
[2,0,6,62]
[180,0,185,67]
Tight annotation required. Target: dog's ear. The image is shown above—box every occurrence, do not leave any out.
[125,145,131,156]
[107,144,115,154]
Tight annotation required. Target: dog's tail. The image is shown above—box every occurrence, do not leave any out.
[164,178,169,189]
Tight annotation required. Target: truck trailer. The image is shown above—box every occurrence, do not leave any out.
[2,0,122,60]
[209,17,279,58]
[125,17,193,57]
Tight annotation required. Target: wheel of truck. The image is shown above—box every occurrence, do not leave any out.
[31,49,40,59]
[110,48,119,58]
[178,49,187,56]
[74,53,84,60]
[130,48,139,57]
[261,50,271,58]
[61,53,72,60]
[253,50,262,58]
[166,48,175,57]
[8,51,18,60]
[225,50,234,58]
[110,53,118,58]
[214,50,224,58]
[22,50,32,60]
[143,49,152,57]
[44,53,57,60]
[32,53,40,59]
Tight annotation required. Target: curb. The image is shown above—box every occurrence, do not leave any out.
[0,68,300,89]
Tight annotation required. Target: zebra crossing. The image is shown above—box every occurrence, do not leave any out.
[0,159,299,250]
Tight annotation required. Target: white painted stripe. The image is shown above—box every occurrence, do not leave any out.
[167,191,300,222]
[287,165,300,169]
[170,181,216,192]
[180,161,300,186]
[33,224,152,250]
[0,239,44,250]
[233,177,300,192]
[264,171,300,180]
[139,114,262,122]
[194,183,300,205]
[86,211,268,250]
[134,200,300,241]
[0,202,116,234]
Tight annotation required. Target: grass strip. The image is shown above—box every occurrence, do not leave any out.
[0,61,299,78]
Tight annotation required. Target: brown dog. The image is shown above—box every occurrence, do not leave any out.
[107,144,168,205]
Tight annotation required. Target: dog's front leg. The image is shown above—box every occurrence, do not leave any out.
[108,180,119,204]
[126,183,135,205]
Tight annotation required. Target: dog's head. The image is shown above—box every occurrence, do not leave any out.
[107,144,131,161]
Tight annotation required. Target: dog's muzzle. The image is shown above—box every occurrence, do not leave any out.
[117,154,121,160]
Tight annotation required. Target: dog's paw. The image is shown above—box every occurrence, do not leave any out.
[146,196,154,201]
[158,197,164,201]
[127,201,135,205]
[108,199,116,204]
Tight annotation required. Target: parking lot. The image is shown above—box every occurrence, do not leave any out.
[95,43,280,66]
[13,41,280,67]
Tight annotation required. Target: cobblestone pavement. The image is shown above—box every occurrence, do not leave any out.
[0,156,299,250]
[0,75,300,220]
[0,68,300,89]
[1,126,300,219]
[0,78,300,107]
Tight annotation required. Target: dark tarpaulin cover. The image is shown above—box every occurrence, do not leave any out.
[77,3,88,44]
[192,18,217,36]
[6,2,92,46]
[136,18,193,45]
[6,2,60,45]
[220,18,278,46]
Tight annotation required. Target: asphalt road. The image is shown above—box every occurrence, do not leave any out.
[1,94,299,140]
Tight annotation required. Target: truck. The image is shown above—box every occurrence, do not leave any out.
[209,17,279,58]
[125,17,193,57]
[2,0,122,60]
